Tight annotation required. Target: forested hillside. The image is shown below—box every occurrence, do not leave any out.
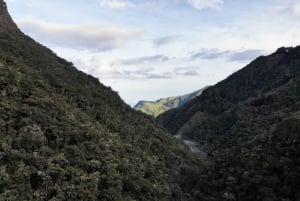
[158,47,300,138]
[1,0,300,200]
[0,1,199,200]
[158,47,300,200]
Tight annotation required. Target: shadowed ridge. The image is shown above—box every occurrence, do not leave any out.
[0,0,19,33]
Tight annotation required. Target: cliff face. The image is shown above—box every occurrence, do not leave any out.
[0,0,19,33]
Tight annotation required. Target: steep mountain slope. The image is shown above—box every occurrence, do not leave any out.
[158,47,300,136]
[2,1,300,200]
[157,47,300,200]
[179,115,300,200]
[0,1,18,33]
[134,88,207,116]
[0,2,199,200]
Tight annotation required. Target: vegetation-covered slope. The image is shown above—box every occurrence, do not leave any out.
[134,88,207,116]
[0,1,199,200]
[158,47,300,136]
[179,115,300,200]
[158,46,300,200]
[2,0,300,200]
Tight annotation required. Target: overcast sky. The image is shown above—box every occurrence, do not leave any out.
[6,0,300,105]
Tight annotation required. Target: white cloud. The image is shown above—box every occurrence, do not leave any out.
[187,0,224,10]
[293,2,300,18]
[190,48,265,62]
[80,55,170,79]
[70,53,201,81]
[18,17,143,51]
[118,55,170,66]
[99,0,134,9]
[98,0,224,10]
[153,34,182,47]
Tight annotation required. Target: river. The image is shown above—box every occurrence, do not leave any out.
[175,134,205,154]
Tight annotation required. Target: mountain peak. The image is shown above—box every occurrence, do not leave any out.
[134,87,208,116]
[0,0,19,33]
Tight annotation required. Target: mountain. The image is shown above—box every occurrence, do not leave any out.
[158,47,300,136]
[134,87,208,116]
[2,1,300,200]
[0,1,18,33]
[158,46,300,200]
[0,2,199,200]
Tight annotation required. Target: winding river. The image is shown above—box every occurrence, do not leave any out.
[175,134,204,154]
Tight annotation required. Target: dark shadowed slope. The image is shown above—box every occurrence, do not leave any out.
[2,1,300,200]
[157,47,300,200]
[0,1,200,200]
[0,1,18,33]
[158,47,300,136]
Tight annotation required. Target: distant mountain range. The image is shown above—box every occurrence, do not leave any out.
[134,87,208,116]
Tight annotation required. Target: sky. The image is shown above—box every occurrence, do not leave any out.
[5,0,300,106]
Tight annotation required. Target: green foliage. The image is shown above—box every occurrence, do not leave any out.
[2,2,300,200]
[0,28,198,200]
[158,47,300,134]
[179,117,300,201]
[158,46,300,200]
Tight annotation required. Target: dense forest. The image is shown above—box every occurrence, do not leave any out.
[158,47,300,200]
[1,0,300,200]
[0,1,201,200]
